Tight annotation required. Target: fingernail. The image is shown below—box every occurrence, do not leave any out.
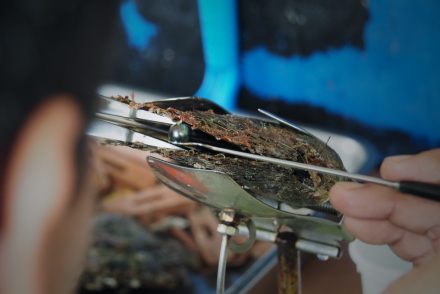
[336,182,364,190]
[381,155,413,177]
[385,155,412,164]
[330,182,365,197]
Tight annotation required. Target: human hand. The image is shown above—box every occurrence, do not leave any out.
[101,185,196,219]
[330,149,440,266]
[93,145,157,189]
[91,144,196,220]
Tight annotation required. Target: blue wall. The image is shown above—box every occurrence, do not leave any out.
[120,0,157,51]
[118,0,440,144]
[241,0,440,144]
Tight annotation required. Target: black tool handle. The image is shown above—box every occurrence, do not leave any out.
[399,181,440,202]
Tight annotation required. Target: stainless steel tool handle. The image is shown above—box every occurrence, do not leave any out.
[398,180,440,201]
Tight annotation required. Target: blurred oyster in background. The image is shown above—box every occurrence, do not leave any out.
[80,213,200,293]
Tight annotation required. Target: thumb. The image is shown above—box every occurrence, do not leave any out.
[380,149,440,183]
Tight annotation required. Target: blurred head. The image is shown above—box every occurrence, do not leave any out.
[0,0,119,293]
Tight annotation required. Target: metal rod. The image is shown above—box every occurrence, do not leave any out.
[258,109,311,136]
[217,234,229,294]
[95,112,172,137]
[295,239,341,259]
[176,142,399,189]
[296,250,302,294]
[277,232,301,294]
[96,112,149,129]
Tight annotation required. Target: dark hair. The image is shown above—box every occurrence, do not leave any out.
[0,0,120,221]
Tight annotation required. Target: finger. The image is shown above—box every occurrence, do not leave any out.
[102,190,163,215]
[343,217,404,245]
[128,196,191,215]
[344,217,435,264]
[96,146,135,168]
[190,217,220,265]
[102,145,151,164]
[381,149,440,183]
[388,232,436,265]
[160,186,189,200]
[330,182,440,234]
[128,200,164,215]
[190,207,218,230]
[97,146,156,186]
[137,185,189,202]
[87,144,111,193]
[104,163,156,189]
[132,187,166,203]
